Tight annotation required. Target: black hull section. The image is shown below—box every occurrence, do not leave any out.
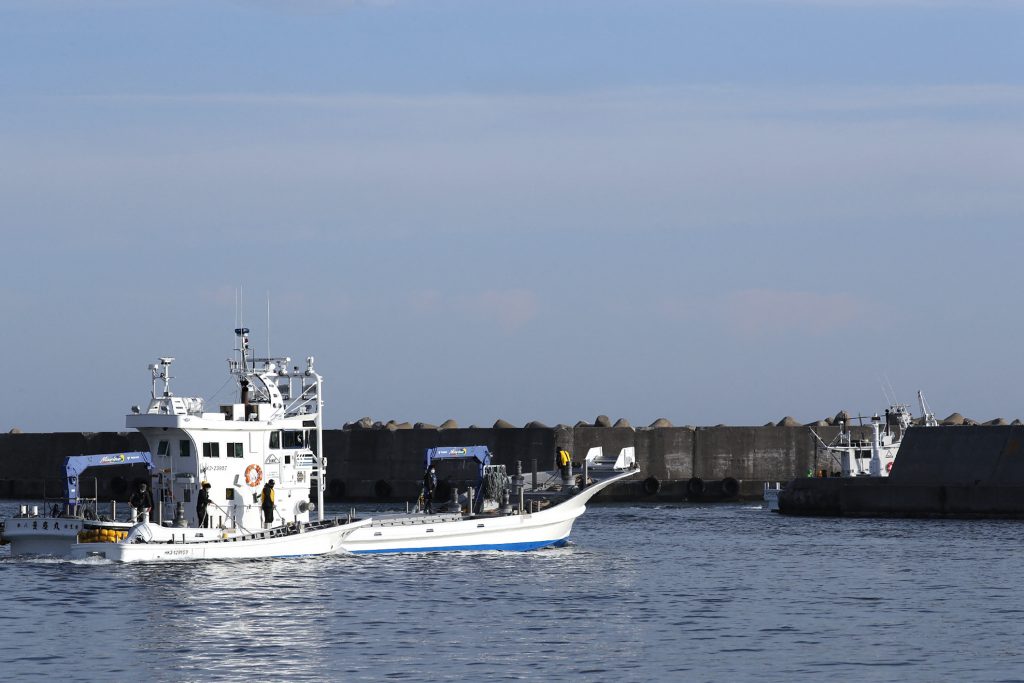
[780,426,1024,518]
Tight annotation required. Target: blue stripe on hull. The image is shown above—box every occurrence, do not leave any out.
[350,537,569,555]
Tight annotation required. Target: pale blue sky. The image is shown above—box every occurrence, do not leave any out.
[1,0,1022,431]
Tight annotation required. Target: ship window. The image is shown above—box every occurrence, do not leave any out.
[179,440,191,457]
[283,430,304,448]
[225,488,234,500]
[157,440,169,456]
[269,431,280,449]
[228,442,243,458]
[203,443,220,458]
[284,455,291,465]
[183,489,191,503]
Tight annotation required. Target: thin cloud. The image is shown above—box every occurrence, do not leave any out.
[409,289,539,332]
[660,289,874,338]
[56,83,1024,116]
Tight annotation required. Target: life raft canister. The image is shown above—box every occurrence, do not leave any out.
[245,464,263,488]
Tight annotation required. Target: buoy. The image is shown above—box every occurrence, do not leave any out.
[687,476,705,497]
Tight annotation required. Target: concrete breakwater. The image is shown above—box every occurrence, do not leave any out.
[0,422,863,503]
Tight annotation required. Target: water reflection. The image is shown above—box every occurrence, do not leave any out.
[3,501,1024,680]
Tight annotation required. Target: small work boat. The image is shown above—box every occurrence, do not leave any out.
[341,449,637,554]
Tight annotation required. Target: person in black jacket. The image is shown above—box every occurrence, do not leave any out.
[260,480,275,528]
[129,482,154,522]
[422,465,437,514]
[196,481,211,528]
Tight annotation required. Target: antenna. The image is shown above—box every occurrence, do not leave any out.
[267,291,271,361]
[234,287,239,361]
[239,286,247,370]
[880,373,898,407]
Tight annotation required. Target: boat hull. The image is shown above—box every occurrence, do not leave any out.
[68,519,369,562]
[342,510,578,554]
[341,467,638,554]
[2,517,134,558]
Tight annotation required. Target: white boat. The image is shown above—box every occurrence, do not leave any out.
[4,328,638,561]
[341,467,637,554]
[2,451,157,556]
[763,392,938,510]
[763,482,783,512]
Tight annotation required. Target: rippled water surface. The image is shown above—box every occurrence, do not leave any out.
[3,500,1024,682]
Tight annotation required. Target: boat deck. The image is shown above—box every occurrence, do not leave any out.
[370,512,463,527]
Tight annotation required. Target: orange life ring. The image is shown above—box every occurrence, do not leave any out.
[885,461,894,473]
[244,464,263,488]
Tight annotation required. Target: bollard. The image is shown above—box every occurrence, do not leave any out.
[173,502,187,527]
[562,463,573,491]
[513,461,525,515]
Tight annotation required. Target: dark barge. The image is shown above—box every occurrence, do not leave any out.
[779,425,1024,518]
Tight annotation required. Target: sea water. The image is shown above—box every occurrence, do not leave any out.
[1,500,1023,682]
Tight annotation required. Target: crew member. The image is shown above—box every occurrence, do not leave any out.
[422,465,437,514]
[261,479,275,528]
[557,446,572,480]
[196,481,211,528]
[129,482,154,522]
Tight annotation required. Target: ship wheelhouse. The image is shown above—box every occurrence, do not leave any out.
[126,333,325,531]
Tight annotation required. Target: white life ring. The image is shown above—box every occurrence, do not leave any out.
[244,464,263,488]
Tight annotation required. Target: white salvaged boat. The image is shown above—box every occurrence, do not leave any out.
[2,451,151,556]
[3,328,638,561]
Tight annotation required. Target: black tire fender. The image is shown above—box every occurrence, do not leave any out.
[687,476,705,497]
[373,479,392,499]
[642,476,661,495]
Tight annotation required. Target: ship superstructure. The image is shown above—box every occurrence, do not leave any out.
[128,328,325,530]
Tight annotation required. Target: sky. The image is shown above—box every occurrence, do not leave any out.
[1,0,1022,432]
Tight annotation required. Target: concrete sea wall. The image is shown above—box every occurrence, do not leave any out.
[0,424,856,502]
